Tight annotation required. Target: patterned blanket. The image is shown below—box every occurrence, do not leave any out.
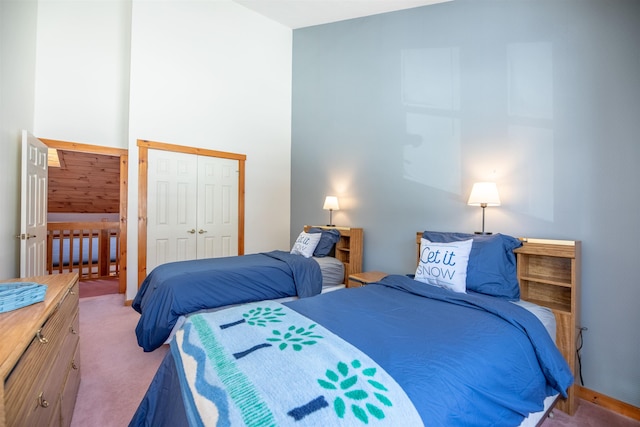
[171,301,423,426]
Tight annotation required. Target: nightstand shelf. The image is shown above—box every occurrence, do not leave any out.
[348,271,387,288]
[520,277,573,288]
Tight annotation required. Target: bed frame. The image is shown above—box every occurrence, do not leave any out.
[305,226,363,284]
[416,232,581,415]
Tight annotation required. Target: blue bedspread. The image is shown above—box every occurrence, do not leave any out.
[132,250,322,352]
[289,275,573,425]
[130,274,573,426]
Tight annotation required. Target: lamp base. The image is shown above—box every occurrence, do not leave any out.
[474,231,493,235]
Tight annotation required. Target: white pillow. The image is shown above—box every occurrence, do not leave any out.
[290,232,322,258]
[415,238,473,293]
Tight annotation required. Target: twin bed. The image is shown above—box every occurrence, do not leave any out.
[129,229,575,426]
[132,226,361,352]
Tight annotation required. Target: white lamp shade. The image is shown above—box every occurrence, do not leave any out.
[323,196,340,211]
[467,182,501,206]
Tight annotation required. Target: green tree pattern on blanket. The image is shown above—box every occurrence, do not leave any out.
[219,306,286,329]
[266,324,323,351]
[319,359,392,423]
[232,322,324,359]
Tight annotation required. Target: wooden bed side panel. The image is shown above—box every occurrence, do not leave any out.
[515,239,580,415]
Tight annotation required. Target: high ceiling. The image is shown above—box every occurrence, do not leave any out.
[232,0,451,29]
[46,1,453,213]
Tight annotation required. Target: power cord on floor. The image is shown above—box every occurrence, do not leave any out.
[577,326,587,385]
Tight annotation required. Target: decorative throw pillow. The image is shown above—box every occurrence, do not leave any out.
[308,227,341,257]
[290,232,322,258]
[422,231,522,300]
[415,238,473,293]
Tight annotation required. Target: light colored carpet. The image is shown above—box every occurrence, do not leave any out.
[79,277,120,298]
[541,399,639,427]
[71,293,168,427]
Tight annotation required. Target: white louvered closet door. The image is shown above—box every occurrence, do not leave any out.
[146,149,239,273]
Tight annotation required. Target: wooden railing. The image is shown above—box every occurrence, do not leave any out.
[47,221,120,280]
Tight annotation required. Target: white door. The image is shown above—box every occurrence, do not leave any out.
[197,156,239,258]
[146,150,239,272]
[146,150,198,273]
[19,130,48,277]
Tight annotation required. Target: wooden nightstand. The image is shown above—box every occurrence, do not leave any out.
[348,271,387,288]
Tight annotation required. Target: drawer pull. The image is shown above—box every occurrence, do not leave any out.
[36,329,49,344]
[38,392,49,408]
[70,326,78,334]
[70,289,76,295]
[72,360,79,370]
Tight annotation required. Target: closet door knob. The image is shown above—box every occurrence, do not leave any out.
[187,229,196,234]
[198,229,207,234]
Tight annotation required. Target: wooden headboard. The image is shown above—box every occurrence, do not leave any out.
[415,232,581,415]
[305,226,363,284]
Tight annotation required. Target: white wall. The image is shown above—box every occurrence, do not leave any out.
[19,0,292,297]
[126,0,292,299]
[0,0,38,278]
[33,0,132,148]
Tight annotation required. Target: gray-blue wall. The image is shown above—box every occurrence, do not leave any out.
[291,0,640,408]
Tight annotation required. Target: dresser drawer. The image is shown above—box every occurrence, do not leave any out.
[60,343,81,427]
[4,282,79,426]
[7,310,79,427]
[47,397,62,427]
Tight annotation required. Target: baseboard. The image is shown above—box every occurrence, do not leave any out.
[577,385,640,421]
[124,299,133,306]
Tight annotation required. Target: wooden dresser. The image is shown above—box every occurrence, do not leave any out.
[0,273,81,427]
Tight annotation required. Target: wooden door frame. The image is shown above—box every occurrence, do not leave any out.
[39,138,129,294]
[137,139,246,287]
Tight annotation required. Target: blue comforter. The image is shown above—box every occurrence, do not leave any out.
[130,274,573,426]
[290,275,573,425]
[132,250,322,352]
